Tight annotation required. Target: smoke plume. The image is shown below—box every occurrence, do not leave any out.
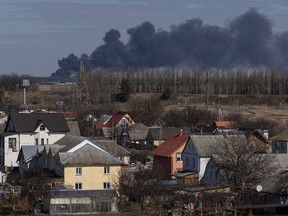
[52,8,288,77]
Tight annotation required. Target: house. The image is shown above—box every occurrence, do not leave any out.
[247,129,271,153]
[18,134,125,190]
[83,114,97,123]
[95,112,134,138]
[126,123,151,149]
[0,113,70,171]
[270,129,288,154]
[147,127,191,147]
[182,135,226,181]
[213,121,238,134]
[17,134,124,214]
[151,130,190,179]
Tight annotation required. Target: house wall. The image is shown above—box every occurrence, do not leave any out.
[182,139,199,172]
[1,129,66,169]
[64,165,121,190]
[272,140,288,154]
[201,160,221,185]
[3,134,20,168]
[171,145,185,174]
[199,157,210,180]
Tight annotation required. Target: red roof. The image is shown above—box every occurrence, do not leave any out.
[214,121,238,129]
[151,132,190,157]
[62,112,77,120]
[105,113,126,127]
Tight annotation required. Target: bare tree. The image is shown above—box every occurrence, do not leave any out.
[114,168,167,215]
[213,135,274,190]
[128,95,163,126]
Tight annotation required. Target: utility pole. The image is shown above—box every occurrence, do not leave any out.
[206,70,209,110]
[77,60,90,105]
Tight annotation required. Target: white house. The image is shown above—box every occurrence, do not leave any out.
[182,135,225,181]
[0,113,70,171]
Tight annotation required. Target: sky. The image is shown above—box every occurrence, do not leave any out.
[1,0,288,77]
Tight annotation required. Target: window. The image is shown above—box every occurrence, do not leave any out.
[192,158,196,168]
[103,182,110,189]
[176,153,182,162]
[41,138,44,145]
[40,124,45,131]
[76,167,82,175]
[8,138,17,151]
[35,138,38,145]
[75,182,82,190]
[186,157,189,167]
[46,138,49,144]
[104,166,110,174]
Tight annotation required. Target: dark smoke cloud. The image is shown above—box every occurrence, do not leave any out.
[52,8,288,77]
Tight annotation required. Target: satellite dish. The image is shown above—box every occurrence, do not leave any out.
[256,185,263,192]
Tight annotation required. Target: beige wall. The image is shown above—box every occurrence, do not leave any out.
[171,144,185,175]
[64,165,121,190]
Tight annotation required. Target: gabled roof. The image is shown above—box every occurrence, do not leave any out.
[62,112,77,120]
[191,135,226,157]
[214,121,238,129]
[52,134,124,166]
[95,114,112,124]
[59,144,124,166]
[5,113,70,133]
[105,112,131,127]
[128,123,149,141]
[89,137,131,157]
[149,127,191,140]
[270,129,288,141]
[151,132,190,157]
[17,145,45,162]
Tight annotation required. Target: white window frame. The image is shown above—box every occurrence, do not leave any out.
[75,182,82,190]
[103,182,110,189]
[104,166,110,174]
[176,153,182,162]
[76,167,82,175]
[8,138,17,152]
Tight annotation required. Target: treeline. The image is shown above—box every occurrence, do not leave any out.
[84,67,288,96]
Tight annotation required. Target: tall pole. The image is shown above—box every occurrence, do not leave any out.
[23,87,26,105]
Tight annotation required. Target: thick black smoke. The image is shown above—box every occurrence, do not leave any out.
[51,8,288,77]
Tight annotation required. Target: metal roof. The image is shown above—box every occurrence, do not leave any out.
[152,132,190,157]
[128,123,149,141]
[18,145,45,162]
[270,129,288,141]
[59,144,124,166]
[191,135,226,157]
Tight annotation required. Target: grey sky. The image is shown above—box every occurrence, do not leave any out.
[0,0,288,77]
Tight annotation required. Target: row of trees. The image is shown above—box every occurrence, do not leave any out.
[83,68,288,97]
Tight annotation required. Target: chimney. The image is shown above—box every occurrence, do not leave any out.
[179,129,183,136]
[263,130,269,138]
